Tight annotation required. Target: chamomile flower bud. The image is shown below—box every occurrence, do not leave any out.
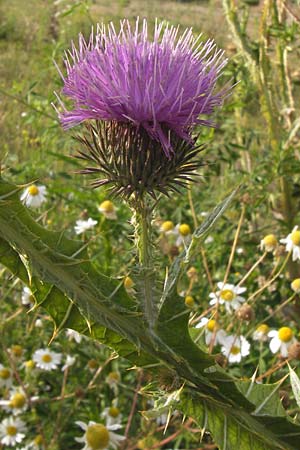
[24,360,35,371]
[98,200,117,220]
[184,295,195,308]
[291,278,300,293]
[260,234,278,252]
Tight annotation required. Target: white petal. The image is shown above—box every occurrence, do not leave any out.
[269,337,281,354]
[268,330,278,338]
[75,421,88,430]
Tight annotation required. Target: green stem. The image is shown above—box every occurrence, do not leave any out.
[135,198,156,328]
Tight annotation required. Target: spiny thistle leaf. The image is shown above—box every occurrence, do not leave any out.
[1,178,300,449]
[180,387,300,450]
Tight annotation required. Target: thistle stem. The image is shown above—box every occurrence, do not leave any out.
[134,198,156,328]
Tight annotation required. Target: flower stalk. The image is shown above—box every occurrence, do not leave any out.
[133,197,156,328]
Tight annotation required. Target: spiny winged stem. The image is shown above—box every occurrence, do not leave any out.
[133,197,156,328]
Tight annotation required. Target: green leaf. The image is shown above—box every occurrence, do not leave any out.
[1,178,300,449]
[181,387,300,450]
[288,363,300,409]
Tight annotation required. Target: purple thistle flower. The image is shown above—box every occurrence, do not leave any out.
[56,18,229,157]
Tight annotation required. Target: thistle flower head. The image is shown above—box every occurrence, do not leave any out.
[57,18,229,157]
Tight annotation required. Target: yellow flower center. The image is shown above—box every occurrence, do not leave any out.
[263,234,277,248]
[161,221,174,232]
[207,320,216,332]
[184,295,194,308]
[42,354,52,363]
[99,200,114,213]
[278,327,293,342]
[230,345,240,355]
[28,185,39,196]
[291,230,300,246]
[0,368,10,379]
[86,424,110,450]
[25,360,35,369]
[179,224,191,236]
[107,371,120,383]
[88,359,98,370]
[10,393,26,409]
[220,289,234,302]
[11,345,23,357]
[108,406,120,418]
[256,324,269,334]
[6,426,17,436]
[124,276,134,289]
[291,278,300,293]
[34,434,43,445]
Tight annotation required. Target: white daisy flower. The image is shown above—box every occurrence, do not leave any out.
[75,421,125,450]
[159,220,175,236]
[0,416,27,447]
[0,387,28,415]
[260,234,278,252]
[66,329,83,344]
[98,200,117,220]
[105,372,120,396]
[174,223,192,247]
[195,318,227,346]
[221,335,250,364]
[105,372,120,387]
[62,355,76,371]
[21,287,34,307]
[280,226,300,261]
[253,324,270,342]
[74,218,98,235]
[209,282,246,312]
[268,327,297,357]
[0,364,13,389]
[102,406,122,427]
[32,349,62,371]
[20,185,47,208]
[18,434,43,449]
